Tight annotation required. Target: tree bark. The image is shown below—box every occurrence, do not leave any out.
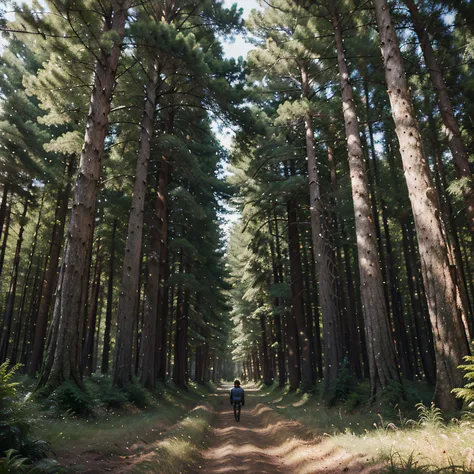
[286,192,306,390]
[27,164,73,376]
[155,110,172,382]
[301,65,340,392]
[0,185,9,252]
[114,58,160,387]
[0,207,11,293]
[329,2,400,396]
[11,194,45,365]
[401,216,436,384]
[269,209,286,387]
[82,241,102,376]
[328,140,362,379]
[0,195,29,362]
[403,0,474,238]
[21,259,43,367]
[260,309,272,385]
[426,106,474,333]
[373,0,469,411]
[38,0,131,389]
[101,218,117,374]
[173,252,187,388]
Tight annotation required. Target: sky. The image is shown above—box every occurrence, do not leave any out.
[222,0,257,60]
[215,0,258,150]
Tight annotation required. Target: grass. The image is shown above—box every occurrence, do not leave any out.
[258,380,474,473]
[11,376,218,473]
[127,402,216,473]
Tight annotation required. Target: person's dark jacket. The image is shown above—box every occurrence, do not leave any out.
[230,386,245,405]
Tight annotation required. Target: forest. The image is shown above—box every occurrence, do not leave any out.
[0,0,474,472]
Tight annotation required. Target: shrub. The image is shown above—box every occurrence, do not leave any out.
[125,380,149,408]
[329,358,357,405]
[98,384,128,408]
[452,348,474,408]
[87,374,127,408]
[0,361,51,462]
[0,449,60,473]
[49,381,93,416]
[343,391,362,413]
[379,380,405,408]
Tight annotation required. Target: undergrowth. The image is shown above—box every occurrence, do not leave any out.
[0,361,58,472]
[260,380,474,472]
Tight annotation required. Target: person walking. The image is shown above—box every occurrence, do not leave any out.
[230,379,245,422]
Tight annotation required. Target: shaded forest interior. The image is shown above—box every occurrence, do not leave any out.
[1,0,474,470]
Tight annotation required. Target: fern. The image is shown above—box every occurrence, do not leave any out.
[0,362,52,462]
[415,402,444,428]
[0,360,22,400]
[452,352,474,407]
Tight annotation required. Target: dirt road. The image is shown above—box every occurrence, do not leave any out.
[201,383,380,474]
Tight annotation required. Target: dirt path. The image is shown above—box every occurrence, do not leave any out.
[201,383,380,474]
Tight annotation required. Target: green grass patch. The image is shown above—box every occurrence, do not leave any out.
[258,381,474,472]
[128,402,216,473]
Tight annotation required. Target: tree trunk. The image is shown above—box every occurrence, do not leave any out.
[27,163,73,376]
[404,0,474,238]
[0,185,9,253]
[401,217,436,384]
[11,194,45,365]
[269,210,286,387]
[309,250,324,379]
[82,241,102,376]
[155,111,172,382]
[134,252,145,376]
[260,309,272,385]
[286,193,306,390]
[373,0,469,411]
[38,0,130,389]
[0,207,11,293]
[101,218,117,374]
[328,141,362,378]
[21,257,43,367]
[173,252,187,388]
[330,2,400,396]
[0,195,29,362]
[427,106,474,333]
[301,243,317,382]
[301,65,340,392]
[114,58,160,387]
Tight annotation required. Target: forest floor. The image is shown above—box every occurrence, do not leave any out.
[47,382,383,473]
[41,381,474,473]
[200,383,381,473]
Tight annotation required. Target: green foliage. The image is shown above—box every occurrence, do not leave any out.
[124,380,149,409]
[329,358,357,406]
[380,380,405,408]
[383,450,433,473]
[415,402,444,428]
[452,350,474,407]
[0,450,60,473]
[87,375,128,409]
[447,176,473,199]
[48,381,93,417]
[0,362,52,463]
